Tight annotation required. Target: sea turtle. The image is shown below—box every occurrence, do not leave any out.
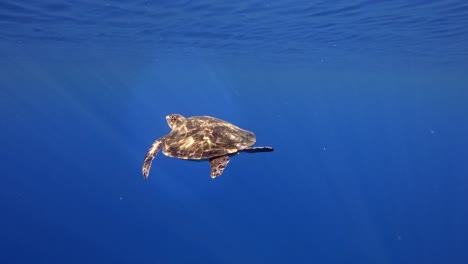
[142,114,274,179]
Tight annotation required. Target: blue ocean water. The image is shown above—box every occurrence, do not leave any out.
[1,1,468,263]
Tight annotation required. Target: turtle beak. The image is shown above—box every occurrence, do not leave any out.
[166,115,173,128]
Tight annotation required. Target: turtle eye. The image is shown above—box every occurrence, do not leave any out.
[167,115,178,128]
[166,114,183,129]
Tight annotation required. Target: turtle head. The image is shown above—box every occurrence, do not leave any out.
[166,114,185,129]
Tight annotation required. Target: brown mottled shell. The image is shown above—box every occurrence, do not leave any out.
[162,116,256,160]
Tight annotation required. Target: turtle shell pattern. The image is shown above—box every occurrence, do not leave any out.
[162,116,256,160]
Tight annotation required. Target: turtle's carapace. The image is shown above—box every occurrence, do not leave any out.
[142,114,274,179]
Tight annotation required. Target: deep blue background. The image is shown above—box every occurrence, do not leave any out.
[1,1,468,263]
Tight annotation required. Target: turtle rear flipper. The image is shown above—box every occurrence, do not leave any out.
[210,155,230,178]
[243,146,274,153]
[142,137,165,179]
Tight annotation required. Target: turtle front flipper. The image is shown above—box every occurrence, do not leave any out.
[209,155,230,178]
[142,137,165,179]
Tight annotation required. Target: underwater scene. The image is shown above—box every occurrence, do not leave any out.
[1,1,468,263]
